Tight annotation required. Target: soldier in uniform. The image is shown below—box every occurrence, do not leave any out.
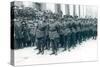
[14,19,23,49]
[58,18,65,48]
[21,20,29,47]
[49,19,60,55]
[28,22,36,47]
[25,22,32,47]
[63,19,71,51]
[36,19,45,54]
[43,19,50,50]
[69,18,77,49]
[80,19,86,42]
[93,18,97,39]
[75,19,82,45]
[14,19,19,49]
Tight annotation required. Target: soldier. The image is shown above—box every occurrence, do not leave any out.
[69,18,77,49]
[81,19,86,41]
[85,19,91,40]
[58,18,65,48]
[21,20,29,47]
[93,18,97,39]
[25,22,32,47]
[14,19,23,49]
[14,19,19,49]
[63,19,71,51]
[49,19,60,55]
[36,19,45,54]
[73,18,82,47]
[28,22,36,47]
[43,19,50,50]
[75,19,82,45]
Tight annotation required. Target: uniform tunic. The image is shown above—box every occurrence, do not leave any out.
[49,22,59,39]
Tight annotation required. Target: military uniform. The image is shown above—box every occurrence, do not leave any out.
[92,21,97,39]
[63,27,71,51]
[36,20,45,54]
[43,21,50,50]
[67,19,77,49]
[21,21,29,47]
[14,20,23,49]
[49,20,60,55]
[75,20,82,45]
[28,23,36,46]
[58,20,65,48]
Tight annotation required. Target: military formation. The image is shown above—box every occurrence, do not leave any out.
[12,7,97,55]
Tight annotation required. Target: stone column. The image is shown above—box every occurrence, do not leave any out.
[65,4,70,15]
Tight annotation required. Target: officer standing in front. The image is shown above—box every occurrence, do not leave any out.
[49,18,60,55]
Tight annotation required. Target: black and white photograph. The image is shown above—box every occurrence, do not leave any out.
[11,1,98,66]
